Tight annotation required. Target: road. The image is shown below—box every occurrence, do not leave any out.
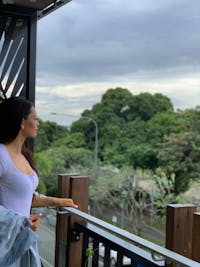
[37,217,55,267]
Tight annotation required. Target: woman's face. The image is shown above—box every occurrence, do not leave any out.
[21,106,39,138]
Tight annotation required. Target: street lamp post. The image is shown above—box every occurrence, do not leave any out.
[81,116,98,216]
[82,116,98,173]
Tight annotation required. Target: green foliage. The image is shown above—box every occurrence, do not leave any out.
[35,88,199,199]
[34,153,52,177]
[180,106,200,133]
[183,181,200,207]
[68,88,199,195]
[127,143,157,169]
[52,132,86,148]
[157,131,200,194]
[146,112,183,144]
[71,88,175,166]
[102,143,127,167]
[101,87,133,117]
[90,166,175,235]
[37,179,47,195]
[71,117,99,152]
[33,92,200,240]
[35,146,94,196]
[124,92,173,121]
[35,120,69,152]
[121,118,148,143]
[90,164,124,202]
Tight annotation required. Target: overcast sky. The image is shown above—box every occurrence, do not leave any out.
[35,0,200,126]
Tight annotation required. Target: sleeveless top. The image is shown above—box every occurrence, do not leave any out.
[0,144,38,217]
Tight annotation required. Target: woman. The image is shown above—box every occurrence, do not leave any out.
[0,96,77,266]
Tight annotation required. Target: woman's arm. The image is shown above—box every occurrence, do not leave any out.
[32,195,78,208]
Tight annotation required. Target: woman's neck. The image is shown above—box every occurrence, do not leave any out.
[6,136,25,155]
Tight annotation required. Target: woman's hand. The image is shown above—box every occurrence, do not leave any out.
[32,195,78,209]
[59,198,78,208]
[29,213,42,231]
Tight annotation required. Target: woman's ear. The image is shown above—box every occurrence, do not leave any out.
[21,119,25,130]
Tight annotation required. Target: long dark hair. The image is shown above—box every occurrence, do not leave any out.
[0,97,37,171]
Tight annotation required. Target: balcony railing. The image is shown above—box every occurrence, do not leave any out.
[38,174,200,267]
[55,206,199,267]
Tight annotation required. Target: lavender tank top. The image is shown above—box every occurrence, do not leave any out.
[0,144,38,217]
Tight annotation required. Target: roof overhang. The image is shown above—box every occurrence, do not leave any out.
[0,0,72,19]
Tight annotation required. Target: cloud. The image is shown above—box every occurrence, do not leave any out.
[36,72,200,126]
[35,0,200,124]
[37,0,200,82]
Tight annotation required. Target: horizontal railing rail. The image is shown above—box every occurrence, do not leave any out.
[76,221,164,267]
[58,207,200,267]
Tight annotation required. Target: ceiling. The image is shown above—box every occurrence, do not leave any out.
[1,0,72,18]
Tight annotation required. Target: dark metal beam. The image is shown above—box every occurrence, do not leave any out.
[37,0,72,20]
[26,10,37,103]
[0,0,72,19]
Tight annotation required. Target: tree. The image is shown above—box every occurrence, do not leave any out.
[127,143,157,169]
[90,166,155,235]
[115,172,152,236]
[157,131,200,194]
[157,107,200,194]
[52,132,86,148]
[146,112,182,145]
[101,87,133,118]
[35,119,69,152]
[35,146,94,196]
[124,92,173,121]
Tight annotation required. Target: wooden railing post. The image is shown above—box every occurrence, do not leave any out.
[192,212,200,263]
[67,176,89,267]
[165,204,197,267]
[55,174,89,267]
[55,174,74,267]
